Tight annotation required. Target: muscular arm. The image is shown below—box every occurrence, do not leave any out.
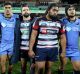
[60,34,66,53]
[29,29,38,51]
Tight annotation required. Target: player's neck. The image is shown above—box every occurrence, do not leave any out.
[46,14,52,20]
[4,14,12,18]
[23,16,31,21]
[69,17,76,21]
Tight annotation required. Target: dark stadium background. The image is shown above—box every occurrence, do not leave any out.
[0,0,80,74]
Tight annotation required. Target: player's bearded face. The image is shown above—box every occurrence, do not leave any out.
[22,7,31,18]
[67,7,76,17]
[4,5,12,17]
[23,13,30,17]
[48,7,59,20]
[49,13,57,20]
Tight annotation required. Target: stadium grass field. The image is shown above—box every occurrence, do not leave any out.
[8,59,73,74]
[1,33,80,74]
[1,34,80,74]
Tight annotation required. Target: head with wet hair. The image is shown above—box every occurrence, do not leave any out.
[4,2,12,7]
[65,5,76,17]
[4,2,13,18]
[21,3,31,18]
[45,3,59,14]
[45,3,59,20]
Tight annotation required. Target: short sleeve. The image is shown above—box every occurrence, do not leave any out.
[59,23,65,35]
[0,14,3,22]
[78,19,80,31]
[32,19,39,30]
[0,22,1,42]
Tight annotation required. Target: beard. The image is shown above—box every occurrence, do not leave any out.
[67,13,75,18]
[67,15,75,18]
[23,13,30,18]
[49,14,58,21]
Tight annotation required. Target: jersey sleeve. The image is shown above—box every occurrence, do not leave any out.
[59,22,65,35]
[0,22,1,43]
[78,19,80,32]
[0,14,3,22]
[32,19,39,30]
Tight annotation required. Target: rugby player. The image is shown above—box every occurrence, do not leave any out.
[59,5,80,74]
[29,3,66,74]
[0,2,19,74]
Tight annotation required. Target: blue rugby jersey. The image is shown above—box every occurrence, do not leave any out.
[0,14,18,53]
[0,14,16,43]
[61,18,80,49]
[61,17,80,56]
[33,17,65,49]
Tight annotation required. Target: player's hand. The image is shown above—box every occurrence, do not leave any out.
[60,52,66,58]
[28,50,35,58]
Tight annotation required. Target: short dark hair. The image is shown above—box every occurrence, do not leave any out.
[21,3,29,8]
[4,2,12,7]
[65,4,76,16]
[21,3,29,12]
[45,3,59,15]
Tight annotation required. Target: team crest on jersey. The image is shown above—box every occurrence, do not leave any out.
[66,26,79,32]
[1,22,6,27]
[1,22,15,28]
[66,27,71,32]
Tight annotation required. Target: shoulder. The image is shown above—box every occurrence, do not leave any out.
[76,18,80,22]
[0,14,3,20]
[12,14,20,21]
[60,17,67,22]
[60,17,69,24]
[13,14,19,19]
[75,18,80,25]
[35,17,45,22]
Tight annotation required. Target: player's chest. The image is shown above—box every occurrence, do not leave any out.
[65,23,80,32]
[1,18,15,28]
[39,21,61,34]
[20,22,30,34]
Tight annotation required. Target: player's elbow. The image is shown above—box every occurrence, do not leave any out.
[60,34,66,45]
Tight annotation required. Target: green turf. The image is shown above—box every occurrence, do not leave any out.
[10,60,73,74]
